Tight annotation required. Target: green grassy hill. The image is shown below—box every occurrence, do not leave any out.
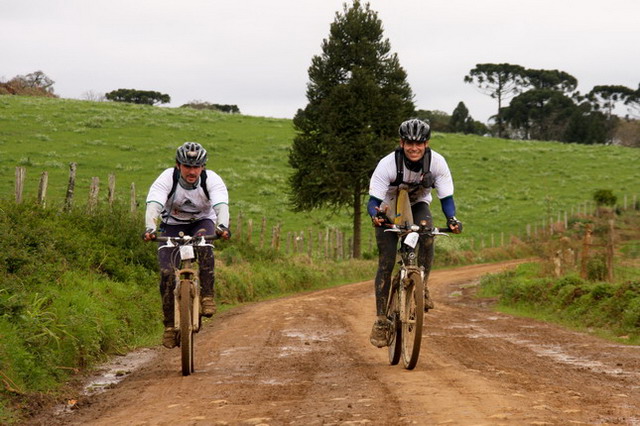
[1,96,639,242]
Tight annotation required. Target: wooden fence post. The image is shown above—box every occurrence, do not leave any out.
[87,177,100,214]
[130,182,137,213]
[247,219,253,244]
[15,166,26,203]
[64,162,77,212]
[108,174,116,207]
[37,171,48,207]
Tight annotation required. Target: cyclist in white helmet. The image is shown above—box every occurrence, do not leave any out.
[143,142,231,348]
[367,119,462,348]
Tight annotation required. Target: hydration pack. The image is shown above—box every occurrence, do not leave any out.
[167,167,210,200]
[390,147,433,187]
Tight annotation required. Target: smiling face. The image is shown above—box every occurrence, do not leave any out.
[400,139,428,162]
[178,163,204,184]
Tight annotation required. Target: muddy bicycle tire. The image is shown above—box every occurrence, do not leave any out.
[401,270,424,370]
[387,281,402,365]
[180,280,194,376]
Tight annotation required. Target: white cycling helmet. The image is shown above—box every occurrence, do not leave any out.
[399,119,431,142]
[176,142,207,166]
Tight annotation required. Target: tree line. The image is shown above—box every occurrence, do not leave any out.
[464,63,640,144]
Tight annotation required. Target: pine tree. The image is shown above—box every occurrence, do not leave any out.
[289,1,414,258]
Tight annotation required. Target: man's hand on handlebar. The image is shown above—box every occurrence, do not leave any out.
[216,225,231,240]
[447,216,463,234]
[372,206,392,227]
[143,228,157,241]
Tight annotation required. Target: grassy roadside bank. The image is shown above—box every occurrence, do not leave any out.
[477,210,640,344]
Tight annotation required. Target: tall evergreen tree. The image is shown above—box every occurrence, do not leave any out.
[450,101,477,134]
[289,1,414,258]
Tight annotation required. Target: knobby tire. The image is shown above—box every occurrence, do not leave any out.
[401,270,424,370]
[180,280,194,376]
[387,275,402,365]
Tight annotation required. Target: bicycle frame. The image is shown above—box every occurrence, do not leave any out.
[172,247,201,333]
[385,222,450,369]
[156,234,216,375]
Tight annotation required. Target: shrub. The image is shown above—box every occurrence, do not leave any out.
[593,189,617,207]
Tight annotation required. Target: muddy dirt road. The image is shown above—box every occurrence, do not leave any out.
[39,260,640,425]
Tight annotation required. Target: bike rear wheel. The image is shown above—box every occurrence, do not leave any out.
[401,270,424,370]
[387,275,402,365]
[179,280,194,376]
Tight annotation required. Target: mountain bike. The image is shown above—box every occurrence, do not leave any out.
[155,233,218,376]
[384,189,451,370]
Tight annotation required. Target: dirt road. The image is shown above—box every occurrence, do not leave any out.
[39,260,640,425]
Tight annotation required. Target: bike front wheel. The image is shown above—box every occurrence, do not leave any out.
[401,270,424,370]
[179,280,195,376]
[387,275,402,365]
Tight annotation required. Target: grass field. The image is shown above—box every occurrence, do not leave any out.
[2,96,639,242]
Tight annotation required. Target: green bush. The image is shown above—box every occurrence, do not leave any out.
[593,189,617,207]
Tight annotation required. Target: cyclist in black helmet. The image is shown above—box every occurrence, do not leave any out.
[143,142,231,348]
[367,119,462,348]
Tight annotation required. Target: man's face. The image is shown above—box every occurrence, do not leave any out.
[400,140,428,162]
[178,163,204,184]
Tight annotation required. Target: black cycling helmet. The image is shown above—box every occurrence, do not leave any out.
[176,142,207,167]
[399,118,431,142]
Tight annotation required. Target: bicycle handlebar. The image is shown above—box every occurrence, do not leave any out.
[384,223,453,236]
[154,234,220,244]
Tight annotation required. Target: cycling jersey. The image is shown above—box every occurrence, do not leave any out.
[369,149,454,208]
[145,168,229,229]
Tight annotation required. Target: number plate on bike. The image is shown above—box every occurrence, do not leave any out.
[180,245,195,260]
[404,232,419,249]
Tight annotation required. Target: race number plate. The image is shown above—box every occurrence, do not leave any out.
[404,232,419,249]
[180,245,195,260]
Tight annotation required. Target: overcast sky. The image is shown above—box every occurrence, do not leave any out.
[3,0,639,123]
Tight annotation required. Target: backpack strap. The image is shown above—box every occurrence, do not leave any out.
[390,148,432,186]
[390,148,404,186]
[167,167,210,200]
[423,148,432,173]
[167,167,180,199]
[200,169,210,200]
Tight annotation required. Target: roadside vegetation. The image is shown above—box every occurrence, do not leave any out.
[478,208,640,344]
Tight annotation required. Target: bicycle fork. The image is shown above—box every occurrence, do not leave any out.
[173,268,201,333]
[399,265,424,325]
